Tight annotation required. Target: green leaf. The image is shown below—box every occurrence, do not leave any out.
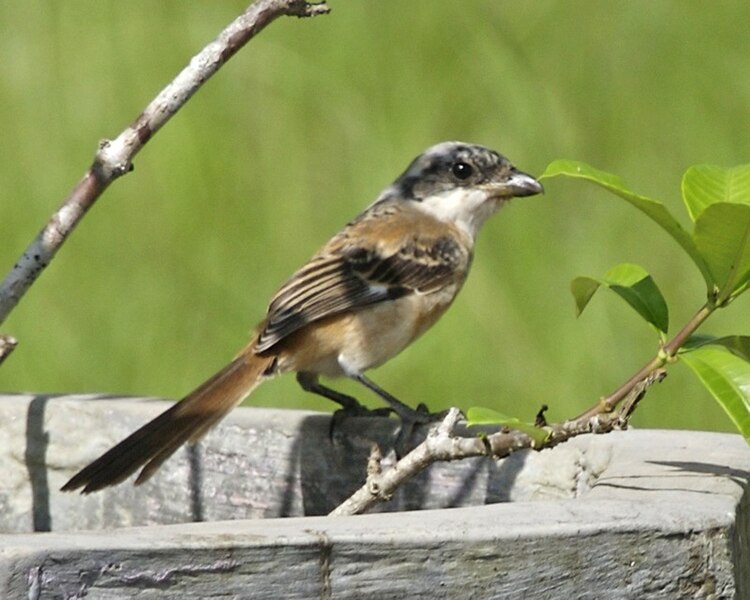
[542,160,712,287]
[682,164,750,222]
[693,203,750,302]
[570,276,601,316]
[710,336,750,362]
[570,263,669,333]
[681,345,750,442]
[682,335,750,363]
[466,407,549,445]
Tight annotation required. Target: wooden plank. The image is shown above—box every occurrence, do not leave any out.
[1,394,748,598]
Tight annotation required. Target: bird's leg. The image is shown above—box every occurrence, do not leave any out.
[352,373,449,451]
[296,372,392,438]
[297,371,367,411]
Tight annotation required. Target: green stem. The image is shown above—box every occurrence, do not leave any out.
[575,302,714,420]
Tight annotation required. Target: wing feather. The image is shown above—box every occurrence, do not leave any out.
[254,215,469,353]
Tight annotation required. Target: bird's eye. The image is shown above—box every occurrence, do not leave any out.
[451,161,474,180]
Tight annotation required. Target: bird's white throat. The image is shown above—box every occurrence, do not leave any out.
[416,187,502,240]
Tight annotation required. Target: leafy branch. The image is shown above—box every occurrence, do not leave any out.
[335,159,750,515]
[540,160,750,439]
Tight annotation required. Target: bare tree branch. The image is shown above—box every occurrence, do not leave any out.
[0,0,330,329]
[330,369,667,516]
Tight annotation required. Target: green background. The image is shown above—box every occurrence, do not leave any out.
[1,1,749,433]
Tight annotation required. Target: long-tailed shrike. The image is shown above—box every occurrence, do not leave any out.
[62,141,543,493]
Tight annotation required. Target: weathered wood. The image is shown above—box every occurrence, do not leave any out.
[1,394,748,598]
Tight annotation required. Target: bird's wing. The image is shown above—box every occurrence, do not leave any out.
[254,211,469,353]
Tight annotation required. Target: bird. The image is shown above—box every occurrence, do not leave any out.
[61,141,543,494]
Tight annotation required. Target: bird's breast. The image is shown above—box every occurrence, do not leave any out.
[275,285,460,378]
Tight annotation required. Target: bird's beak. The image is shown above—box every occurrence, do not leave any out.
[506,168,544,197]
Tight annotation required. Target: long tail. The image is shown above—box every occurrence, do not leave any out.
[61,348,275,494]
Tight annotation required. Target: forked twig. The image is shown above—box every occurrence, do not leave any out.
[331,369,666,516]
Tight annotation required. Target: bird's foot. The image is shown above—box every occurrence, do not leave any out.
[389,401,450,455]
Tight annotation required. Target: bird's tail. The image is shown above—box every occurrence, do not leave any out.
[61,347,275,494]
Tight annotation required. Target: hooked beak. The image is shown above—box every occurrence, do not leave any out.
[506,168,544,197]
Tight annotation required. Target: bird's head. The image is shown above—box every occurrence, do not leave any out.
[384,141,543,238]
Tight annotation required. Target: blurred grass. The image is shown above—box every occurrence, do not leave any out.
[1,1,749,434]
